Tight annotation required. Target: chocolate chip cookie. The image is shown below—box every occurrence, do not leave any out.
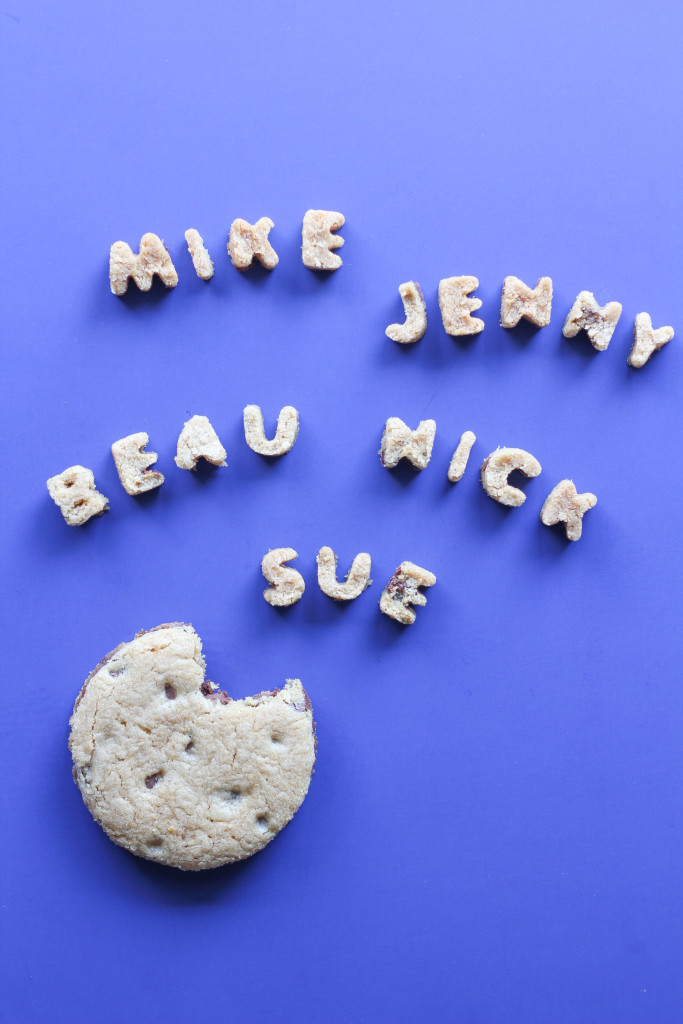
[69,623,316,870]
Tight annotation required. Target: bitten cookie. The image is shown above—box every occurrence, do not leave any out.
[69,624,316,870]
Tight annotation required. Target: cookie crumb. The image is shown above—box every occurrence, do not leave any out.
[380,417,436,470]
[262,548,305,607]
[184,229,214,281]
[439,276,484,336]
[46,465,109,526]
[243,405,299,457]
[481,447,542,506]
[540,479,597,541]
[317,547,372,601]
[228,218,278,271]
[562,291,622,351]
[386,281,427,344]
[447,431,476,483]
[109,233,178,296]
[175,415,227,470]
[628,313,674,368]
[379,561,436,625]
[500,276,553,328]
[302,210,345,270]
[111,432,164,495]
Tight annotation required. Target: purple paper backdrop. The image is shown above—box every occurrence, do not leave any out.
[2,2,682,1022]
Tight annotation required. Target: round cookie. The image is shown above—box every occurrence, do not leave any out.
[69,623,316,870]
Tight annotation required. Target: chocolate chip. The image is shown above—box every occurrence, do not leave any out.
[164,684,177,700]
[200,680,231,704]
[145,772,162,789]
[185,741,194,752]
[385,573,406,596]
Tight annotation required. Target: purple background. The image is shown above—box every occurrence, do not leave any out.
[2,2,682,1022]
